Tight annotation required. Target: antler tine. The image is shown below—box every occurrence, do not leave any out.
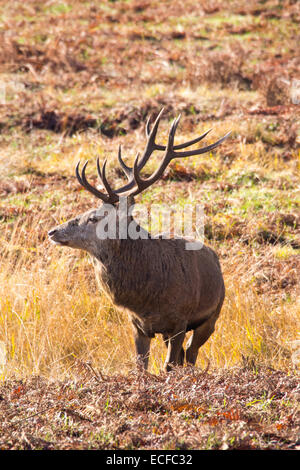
[101,159,119,202]
[155,128,213,151]
[145,107,164,139]
[173,130,232,158]
[132,152,145,191]
[76,160,118,203]
[145,114,152,138]
[76,160,85,187]
[170,114,181,143]
[96,157,102,180]
[138,107,164,163]
[118,145,132,181]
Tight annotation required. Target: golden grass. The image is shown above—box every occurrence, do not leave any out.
[0,243,132,378]
[0,203,298,380]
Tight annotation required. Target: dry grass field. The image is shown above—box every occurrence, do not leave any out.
[0,0,299,450]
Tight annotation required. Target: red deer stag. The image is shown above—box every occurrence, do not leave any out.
[48,109,230,371]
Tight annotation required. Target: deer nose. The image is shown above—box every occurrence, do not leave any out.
[48,229,57,236]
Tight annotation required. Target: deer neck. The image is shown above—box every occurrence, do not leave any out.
[89,217,150,266]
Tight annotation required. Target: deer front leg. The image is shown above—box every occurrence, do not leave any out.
[132,323,151,370]
[163,330,186,372]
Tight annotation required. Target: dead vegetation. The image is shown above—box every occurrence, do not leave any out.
[0,366,298,450]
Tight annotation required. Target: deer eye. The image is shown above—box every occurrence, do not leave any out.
[88,216,98,223]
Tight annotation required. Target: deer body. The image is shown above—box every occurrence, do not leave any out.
[93,237,224,334]
[48,110,229,371]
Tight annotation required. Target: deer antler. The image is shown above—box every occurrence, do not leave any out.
[115,108,213,194]
[75,109,231,203]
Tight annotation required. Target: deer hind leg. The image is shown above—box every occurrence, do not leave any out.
[163,330,186,372]
[186,310,220,366]
[132,324,151,370]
